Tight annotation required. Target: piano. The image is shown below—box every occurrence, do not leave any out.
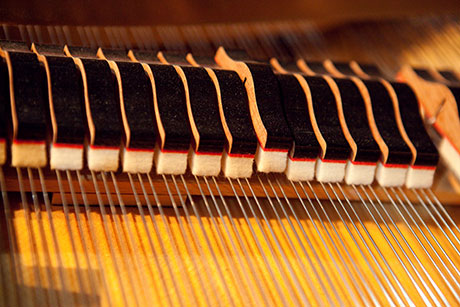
[0,1,460,306]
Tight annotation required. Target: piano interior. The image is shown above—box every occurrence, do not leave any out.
[0,1,460,306]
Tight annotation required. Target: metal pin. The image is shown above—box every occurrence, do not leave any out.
[62,26,73,45]
[33,25,44,44]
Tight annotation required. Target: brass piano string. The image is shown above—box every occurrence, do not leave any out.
[73,170,114,306]
[134,173,184,307]
[88,171,132,306]
[422,189,460,249]
[0,167,21,306]
[192,176,258,305]
[362,185,440,305]
[37,168,75,306]
[361,187,447,305]
[289,180,353,306]
[244,177,313,305]
[370,186,448,305]
[189,24,327,303]
[415,188,460,257]
[333,182,401,306]
[256,25,375,304]
[16,167,51,306]
[46,27,111,304]
[155,25,232,303]
[202,176,270,306]
[318,182,384,306]
[342,184,414,306]
[127,173,175,307]
[385,187,460,281]
[304,181,376,305]
[275,178,346,305]
[100,171,148,306]
[398,189,460,300]
[1,19,460,306]
[161,174,215,306]
[190,175,256,301]
[157,27,273,304]
[259,19,388,299]
[227,177,292,306]
[390,187,460,284]
[47,27,118,305]
[261,175,331,305]
[255,175,323,305]
[27,167,67,306]
[230,27,371,305]
[349,185,415,306]
[262,20,452,304]
[309,181,371,303]
[374,185,460,304]
[87,22,147,303]
[144,173,196,307]
[210,176,275,306]
[55,170,94,306]
[108,171,155,304]
[171,175,236,306]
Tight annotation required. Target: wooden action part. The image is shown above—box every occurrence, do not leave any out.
[188,53,257,156]
[0,57,8,143]
[111,60,157,149]
[178,65,225,153]
[362,79,412,165]
[212,68,257,155]
[390,82,439,166]
[1,51,48,142]
[73,57,122,147]
[303,75,351,161]
[215,47,292,151]
[32,43,65,56]
[332,77,381,163]
[142,62,191,152]
[37,54,85,145]
[438,70,460,83]
[277,74,320,160]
